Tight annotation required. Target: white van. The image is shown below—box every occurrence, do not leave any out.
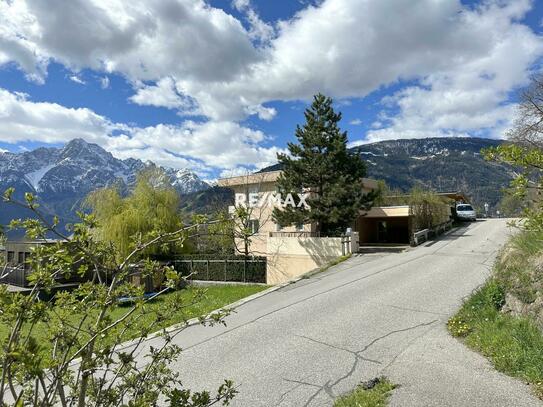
[455,204,476,222]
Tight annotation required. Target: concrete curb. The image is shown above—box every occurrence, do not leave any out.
[76,254,354,361]
[120,254,354,349]
[120,278,303,349]
[421,224,460,247]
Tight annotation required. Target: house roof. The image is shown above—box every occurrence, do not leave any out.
[218,170,379,190]
[217,170,282,187]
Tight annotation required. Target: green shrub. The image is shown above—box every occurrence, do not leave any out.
[485,280,506,310]
[449,280,543,398]
[511,229,543,257]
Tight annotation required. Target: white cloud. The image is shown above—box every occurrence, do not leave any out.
[0,88,118,144]
[126,120,283,170]
[232,0,275,43]
[364,2,542,142]
[231,0,250,10]
[0,0,259,84]
[69,75,85,85]
[178,0,542,126]
[244,103,277,121]
[349,119,362,125]
[0,0,542,152]
[129,77,200,113]
[100,76,110,89]
[0,87,282,173]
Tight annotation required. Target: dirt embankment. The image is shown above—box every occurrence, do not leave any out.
[497,239,543,330]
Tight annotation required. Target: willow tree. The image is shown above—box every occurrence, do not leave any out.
[85,168,186,258]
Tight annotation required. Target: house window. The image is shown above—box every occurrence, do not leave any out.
[17,252,24,264]
[7,251,14,263]
[248,219,260,234]
[24,252,31,269]
[248,185,259,194]
[296,223,304,231]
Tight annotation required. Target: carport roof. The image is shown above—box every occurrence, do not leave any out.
[384,191,469,203]
[436,192,469,202]
[361,206,410,218]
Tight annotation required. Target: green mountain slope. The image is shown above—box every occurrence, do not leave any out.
[351,137,512,210]
[262,137,513,211]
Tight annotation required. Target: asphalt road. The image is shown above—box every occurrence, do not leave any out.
[144,219,542,406]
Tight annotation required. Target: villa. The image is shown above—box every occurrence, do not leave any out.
[218,170,468,283]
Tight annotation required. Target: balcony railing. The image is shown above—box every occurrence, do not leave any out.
[268,231,320,238]
[0,266,30,287]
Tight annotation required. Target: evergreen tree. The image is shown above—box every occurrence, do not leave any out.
[273,93,376,236]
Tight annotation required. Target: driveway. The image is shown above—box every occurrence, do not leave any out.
[143,219,542,406]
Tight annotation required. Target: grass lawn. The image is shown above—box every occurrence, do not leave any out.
[448,280,543,399]
[110,284,269,332]
[334,378,396,407]
[0,284,268,365]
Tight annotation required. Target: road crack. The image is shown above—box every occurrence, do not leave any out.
[278,320,438,406]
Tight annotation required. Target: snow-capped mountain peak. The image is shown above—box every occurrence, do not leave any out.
[0,138,210,219]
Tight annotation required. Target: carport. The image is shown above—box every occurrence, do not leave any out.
[355,206,411,245]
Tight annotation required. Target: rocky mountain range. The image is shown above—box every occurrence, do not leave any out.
[0,138,209,230]
[1,136,515,236]
[352,137,513,209]
[262,137,514,211]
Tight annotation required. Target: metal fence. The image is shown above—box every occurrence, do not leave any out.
[170,257,267,284]
[0,266,29,287]
[0,264,92,288]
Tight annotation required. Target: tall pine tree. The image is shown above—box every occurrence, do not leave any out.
[273,94,376,236]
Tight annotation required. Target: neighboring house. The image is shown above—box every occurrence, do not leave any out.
[217,170,378,251]
[0,239,85,288]
[1,239,162,291]
[356,192,468,245]
[218,170,466,248]
[2,240,50,268]
[1,240,54,287]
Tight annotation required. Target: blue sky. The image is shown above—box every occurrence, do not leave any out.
[0,0,542,180]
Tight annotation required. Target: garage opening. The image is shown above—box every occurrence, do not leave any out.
[355,206,412,245]
[356,217,410,244]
